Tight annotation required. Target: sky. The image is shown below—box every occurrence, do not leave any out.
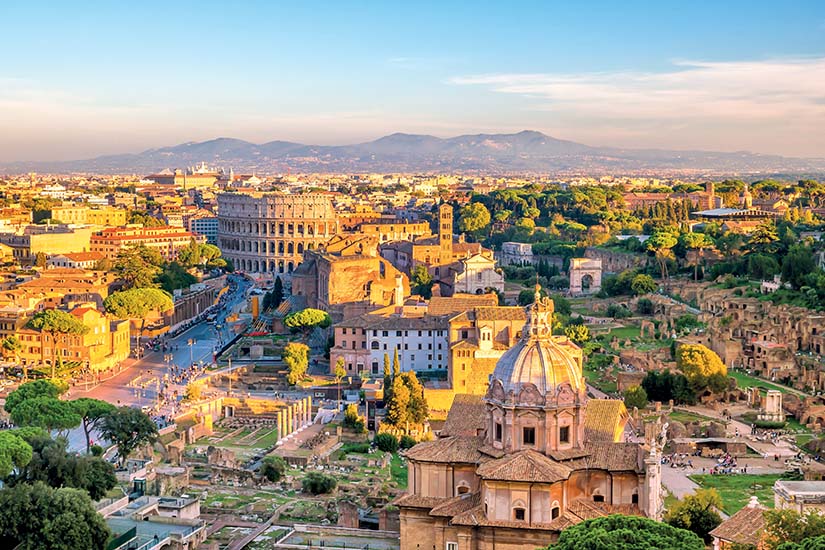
[1,1,824,161]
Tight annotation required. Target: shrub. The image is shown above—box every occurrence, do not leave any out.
[606,303,633,319]
[302,472,337,495]
[399,435,416,449]
[374,433,399,453]
[754,420,787,430]
[261,456,287,482]
[343,404,366,434]
[90,444,104,457]
[637,298,654,315]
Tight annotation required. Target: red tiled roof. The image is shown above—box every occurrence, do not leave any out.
[476,449,572,483]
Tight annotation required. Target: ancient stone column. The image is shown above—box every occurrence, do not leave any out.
[296,400,303,429]
[305,396,312,425]
[277,409,285,440]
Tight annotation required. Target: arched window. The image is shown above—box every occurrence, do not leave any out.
[278,242,284,254]
[288,262,294,273]
[371,341,380,350]
[456,482,470,495]
[592,491,605,503]
[631,491,639,505]
[297,243,304,254]
[287,242,294,254]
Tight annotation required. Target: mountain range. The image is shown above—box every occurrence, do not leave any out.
[4,131,824,175]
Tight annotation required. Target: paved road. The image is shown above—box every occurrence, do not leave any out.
[65,274,253,451]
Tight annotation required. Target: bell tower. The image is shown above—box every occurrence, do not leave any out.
[438,203,453,265]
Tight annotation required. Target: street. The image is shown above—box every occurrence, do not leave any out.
[65,274,253,451]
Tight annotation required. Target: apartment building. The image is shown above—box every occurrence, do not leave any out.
[90,225,205,261]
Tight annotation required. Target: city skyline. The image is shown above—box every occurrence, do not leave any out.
[1,1,824,162]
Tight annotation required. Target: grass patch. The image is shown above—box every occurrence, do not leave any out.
[668,410,715,425]
[728,370,805,397]
[796,434,815,449]
[688,473,785,514]
[785,416,810,433]
[390,453,408,489]
[606,326,641,340]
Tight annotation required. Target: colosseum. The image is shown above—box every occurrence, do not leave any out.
[217,192,338,277]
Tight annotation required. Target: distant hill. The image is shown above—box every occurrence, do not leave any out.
[3,131,824,175]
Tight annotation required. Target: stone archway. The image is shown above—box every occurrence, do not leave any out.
[569,258,602,295]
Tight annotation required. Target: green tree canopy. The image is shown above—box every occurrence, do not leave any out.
[623,385,648,410]
[647,230,678,284]
[458,202,491,235]
[10,396,81,435]
[631,274,658,295]
[665,488,723,543]
[410,265,434,299]
[98,406,158,467]
[157,261,198,293]
[260,455,287,483]
[26,309,90,378]
[283,342,310,385]
[5,433,116,500]
[564,323,590,345]
[302,471,337,495]
[103,288,173,320]
[4,380,66,414]
[343,404,365,433]
[778,535,825,550]
[385,376,410,427]
[548,514,704,550]
[104,288,173,352]
[284,308,332,332]
[0,481,111,550]
[676,344,727,391]
[782,244,817,290]
[765,509,825,550]
[113,244,162,289]
[0,431,33,478]
[70,398,117,454]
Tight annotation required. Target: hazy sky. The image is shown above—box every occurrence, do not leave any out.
[1,1,824,161]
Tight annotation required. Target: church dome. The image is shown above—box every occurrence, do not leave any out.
[487,287,584,404]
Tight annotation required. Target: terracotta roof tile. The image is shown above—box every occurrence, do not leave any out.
[561,442,642,472]
[584,399,629,442]
[391,494,446,509]
[429,492,481,517]
[441,394,487,437]
[428,295,498,316]
[709,503,766,545]
[476,449,572,483]
[405,436,484,464]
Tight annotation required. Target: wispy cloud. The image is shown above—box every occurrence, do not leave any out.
[450,58,825,155]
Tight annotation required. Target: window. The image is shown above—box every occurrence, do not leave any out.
[559,426,570,444]
[523,427,536,445]
[513,508,525,521]
[632,493,639,504]
[461,330,469,339]
[593,494,605,503]
[446,543,458,550]
[396,331,402,337]
[382,330,388,337]
[551,506,560,519]
[495,422,503,442]
[456,484,470,495]
[371,341,380,350]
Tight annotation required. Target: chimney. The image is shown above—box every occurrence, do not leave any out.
[394,274,404,308]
